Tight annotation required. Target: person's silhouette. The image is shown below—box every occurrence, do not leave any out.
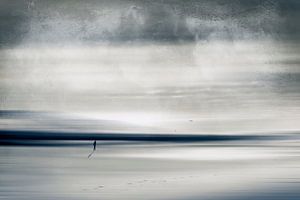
[93,140,97,151]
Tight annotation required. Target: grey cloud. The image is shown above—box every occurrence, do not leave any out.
[0,0,299,46]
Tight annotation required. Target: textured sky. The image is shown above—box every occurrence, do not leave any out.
[0,0,299,46]
[0,0,300,134]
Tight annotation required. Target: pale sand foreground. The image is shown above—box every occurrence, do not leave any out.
[1,139,300,200]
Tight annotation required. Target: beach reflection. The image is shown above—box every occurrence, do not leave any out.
[1,140,300,200]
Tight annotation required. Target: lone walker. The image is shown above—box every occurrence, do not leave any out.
[93,140,97,151]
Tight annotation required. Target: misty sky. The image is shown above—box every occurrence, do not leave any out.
[0,0,300,134]
[0,0,299,45]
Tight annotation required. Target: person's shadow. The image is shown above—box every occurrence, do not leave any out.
[88,140,97,158]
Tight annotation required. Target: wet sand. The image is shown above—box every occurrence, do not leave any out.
[1,140,300,200]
